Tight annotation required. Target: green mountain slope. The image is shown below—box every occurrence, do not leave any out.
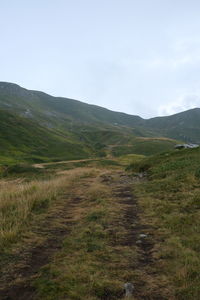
[1,81,199,164]
[0,110,90,164]
[146,108,200,143]
[1,82,199,144]
[128,147,200,298]
[0,82,143,129]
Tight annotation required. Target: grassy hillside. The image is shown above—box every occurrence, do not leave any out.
[0,108,178,165]
[111,137,177,157]
[128,147,200,298]
[0,110,90,164]
[1,82,199,144]
[0,82,143,129]
[1,82,200,166]
[0,82,180,164]
[146,108,200,143]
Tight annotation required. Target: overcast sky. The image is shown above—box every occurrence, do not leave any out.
[1,0,200,118]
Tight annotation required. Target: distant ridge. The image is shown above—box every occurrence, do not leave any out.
[0,82,143,127]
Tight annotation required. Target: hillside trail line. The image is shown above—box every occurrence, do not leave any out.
[33,158,96,168]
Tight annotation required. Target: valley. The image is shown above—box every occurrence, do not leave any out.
[0,81,199,165]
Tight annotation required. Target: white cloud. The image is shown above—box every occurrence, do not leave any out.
[158,95,200,116]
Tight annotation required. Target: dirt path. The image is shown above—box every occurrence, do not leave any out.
[101,172,171,299]
[0,168,171,300]
[33,158,97,168]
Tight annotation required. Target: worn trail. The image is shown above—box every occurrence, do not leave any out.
[102,172,169,299]
[0,169,169,300]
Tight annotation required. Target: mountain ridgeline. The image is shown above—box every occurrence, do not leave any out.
[0,82,199,164]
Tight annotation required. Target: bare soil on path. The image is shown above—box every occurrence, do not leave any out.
[101,172,172,299]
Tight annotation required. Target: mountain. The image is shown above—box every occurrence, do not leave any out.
[146,108,200,143]
[0,82,143,129]
[0,110,91,164]
[0,82,199,164]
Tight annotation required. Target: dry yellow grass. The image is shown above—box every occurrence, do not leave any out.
[0,167,99,249]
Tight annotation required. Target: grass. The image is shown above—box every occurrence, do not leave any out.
[0,108,179,167]
[3,149,198,298]
[111,137,177,157]
[0,110,91,165]
[0,168,98,251]
[0,163,45,178]
[128,147,200,299]
[117,154,145,166]
[0,176,64,249]
[32,172,138,300]
[0,164,139,299]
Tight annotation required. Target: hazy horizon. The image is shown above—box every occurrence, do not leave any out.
[1,0,200,118]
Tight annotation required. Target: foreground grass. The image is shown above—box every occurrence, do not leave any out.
[1,155,175,299]
[0,168,97,251]
[128,148,200,299]
[33,174,138,300]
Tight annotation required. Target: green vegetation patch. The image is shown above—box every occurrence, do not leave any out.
[129,147,200,299]
[111,138,177,157]
[0,110,90,165]
[117,154,145,166]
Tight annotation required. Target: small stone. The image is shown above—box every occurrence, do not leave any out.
[124,282,134,297]
[139,234,147,238]
[136,240,142,244]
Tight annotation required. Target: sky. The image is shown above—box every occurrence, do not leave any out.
[1,0,200,118]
